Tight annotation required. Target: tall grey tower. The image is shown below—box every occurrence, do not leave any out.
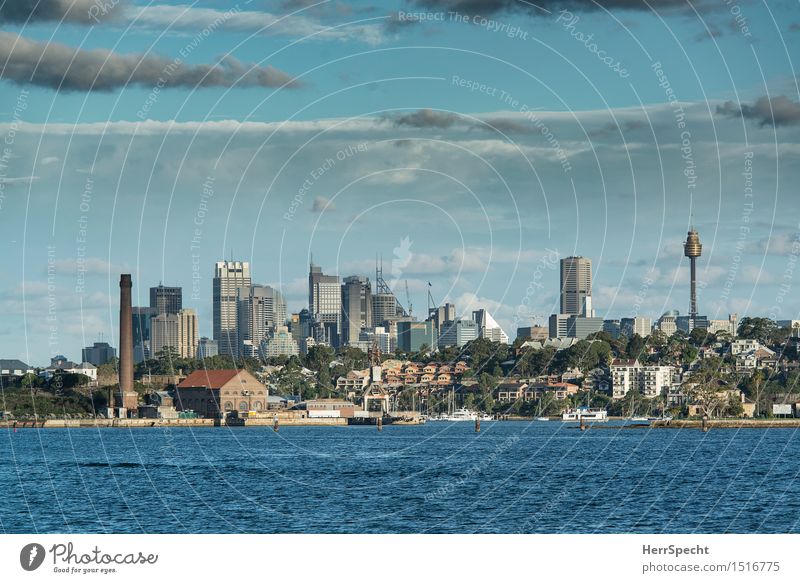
[341,275,372,346]
[560,256,593,317]
[683,227,702,320]
[309,261,341,347]
[213,261,251,357]
[150,284,182,315]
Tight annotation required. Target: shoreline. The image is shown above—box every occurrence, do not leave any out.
[4,416,800,429]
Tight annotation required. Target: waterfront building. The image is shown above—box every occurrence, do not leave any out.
[150,284,182,315]
[176,369,268,417]
[341,275,373,346]
[472,309,509,344]
[309,261,341,348]
[620,316,652,338]
[397,320,438,353]
[213,261,252,357]
[437,318,478,349]
[262,325,300,358]
[561,256,594,317]
[0,359,34,385]
[611,358,674,399]
[81,341,116,366]
[41,359,97,383]
[198,337,218,358]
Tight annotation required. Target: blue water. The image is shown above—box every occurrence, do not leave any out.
[2,422,799,533]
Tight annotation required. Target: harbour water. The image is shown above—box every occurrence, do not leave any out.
[2,422,799,533]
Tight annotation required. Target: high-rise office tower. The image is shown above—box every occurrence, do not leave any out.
[151,308,198,359]
[237,284,287,358]
[150,284,182,315]
[371,260,407,325]
[341,275,372,346]
[309,261,341,347]
[150,313,179,357]
[132,306,157,362]
[427,303,457,336]
[213,261,251,356]
[178,309,199,359]
[683,227,702,320]
[560,256,594,317]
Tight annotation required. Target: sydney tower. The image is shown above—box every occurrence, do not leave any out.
[683,227,702,320]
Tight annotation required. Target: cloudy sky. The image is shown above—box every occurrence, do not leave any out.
[1,0,799,365]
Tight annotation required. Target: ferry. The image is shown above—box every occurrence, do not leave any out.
[561,407,608,422]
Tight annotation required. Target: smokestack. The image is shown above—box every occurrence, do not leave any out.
[118,274,134,413]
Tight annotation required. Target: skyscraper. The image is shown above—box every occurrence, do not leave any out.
[427,303,457,337]
[177,309,199,359]
[213,261,251,356]
[237,284,287,358]
[150,284,182,315]
[560,256,594,317]
[132,306,157,362]
[309,261,341,347]
[371,260,407,325]
[341,275,372,346]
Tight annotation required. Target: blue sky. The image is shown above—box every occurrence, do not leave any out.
[1,0,799,365]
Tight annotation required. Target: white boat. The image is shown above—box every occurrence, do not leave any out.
[479,413,494,421]
[562,407,608,422]
[443,407,478,421]
[630,416,649,422]
[535,417,550,421]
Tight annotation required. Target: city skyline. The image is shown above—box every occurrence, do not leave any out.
[3,232,783,366]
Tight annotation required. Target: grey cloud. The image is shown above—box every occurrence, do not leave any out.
[717,95,800,127]
[588,119,646,138]
[0,0,125,23]
[412,0,723,17]
[0,32,301,91]
[390,108,461,128]
[311,196,335,212]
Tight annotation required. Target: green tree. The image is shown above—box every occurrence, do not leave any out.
[737,317,777,345]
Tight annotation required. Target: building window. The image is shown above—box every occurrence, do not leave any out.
[224,401,233,410]
[239,401,248,411]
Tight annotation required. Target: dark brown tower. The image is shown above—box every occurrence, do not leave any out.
[116,274,137,415]
[683,228,702,320]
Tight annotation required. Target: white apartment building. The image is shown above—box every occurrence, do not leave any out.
[611,358,674,399]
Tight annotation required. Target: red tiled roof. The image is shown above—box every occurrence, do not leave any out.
[177,369,242,389]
